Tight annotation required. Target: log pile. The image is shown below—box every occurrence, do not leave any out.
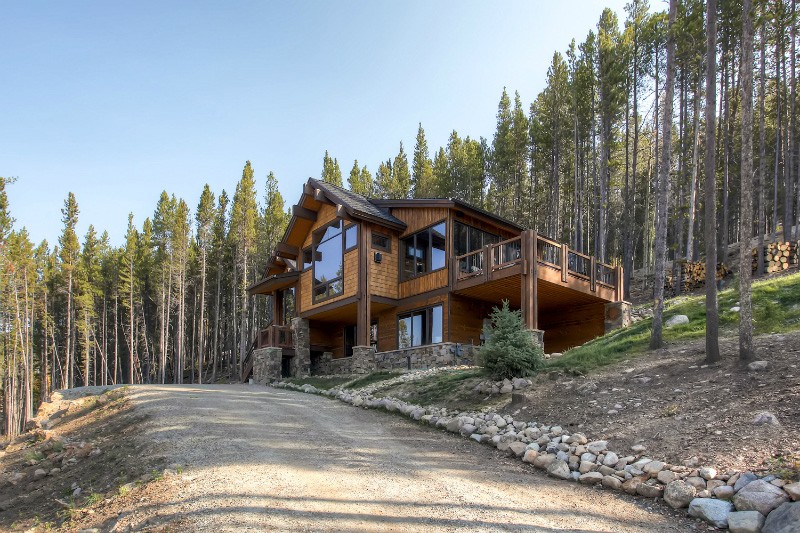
[751,241,798,273]
[665,261,732,294]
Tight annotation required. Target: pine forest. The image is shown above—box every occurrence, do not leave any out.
[2,0,797,437]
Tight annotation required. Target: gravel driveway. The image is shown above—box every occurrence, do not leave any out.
[115,384,696,532]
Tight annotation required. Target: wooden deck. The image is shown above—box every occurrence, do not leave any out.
[450,231,621,330]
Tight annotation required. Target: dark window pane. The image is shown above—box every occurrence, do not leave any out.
[372,233,390,251]
[344,325,356,356]
[344,225,358,250]
[415,231,429,274]
[402,236,417,279]
[455,222,469,257]
[431,305,443,343]
[431,223,446,270]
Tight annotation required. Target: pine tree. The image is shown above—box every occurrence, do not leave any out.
[481,300,544,380]
[393,142,412,199]
[195,185,215,383]
[374,160,394,199]
[739,0,755,363]
[321,150,343,187]
[348,160,373,196]
[58,193,80,388]
[412,124,436,198]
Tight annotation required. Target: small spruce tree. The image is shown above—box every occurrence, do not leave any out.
[481,300,544,379]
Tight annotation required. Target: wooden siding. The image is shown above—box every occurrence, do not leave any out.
[539,302,605,353]
[298,247,358,314]
[448,295,495,346]
[369,233,398,299]
[393,207,449,236]
[399,268,448,298]
[373,293,448,352]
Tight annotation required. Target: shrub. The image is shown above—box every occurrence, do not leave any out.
[481,300,544,380]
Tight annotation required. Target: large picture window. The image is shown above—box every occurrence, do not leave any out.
[454,221,499,257]
[398,305,443,349]
[312,220,344,302]
[401,221,446,280]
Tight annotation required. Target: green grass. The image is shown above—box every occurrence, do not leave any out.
[380,368,487,408]
[345,370,403,389]
[548,271,800,376]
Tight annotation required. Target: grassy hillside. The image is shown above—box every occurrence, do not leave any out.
[548,271,800,375]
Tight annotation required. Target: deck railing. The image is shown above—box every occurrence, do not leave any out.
[256,324,294,350]
[452,232,620,297]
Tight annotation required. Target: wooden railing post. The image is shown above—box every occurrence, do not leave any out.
[615,264,623,302]
[484,244,492,282]
[561,244,568,282]
[590,256,597,293]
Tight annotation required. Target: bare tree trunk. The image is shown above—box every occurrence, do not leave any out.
[721,56,731,264]
[705,0,721,364]
[651,0,677,350]
[686,74,701,260]
[65,272,73,389]
[740,0,756,363]
[758,20,768,276]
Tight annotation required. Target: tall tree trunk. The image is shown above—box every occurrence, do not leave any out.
[721,56,731,264]
[651,0,677,350]
[740,0,756,363]
[757,19,768,276]
[65,272,73,389]
[686,74,701,260]
[705,0,720,364]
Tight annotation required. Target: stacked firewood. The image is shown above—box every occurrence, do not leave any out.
[751,241,798,273]
[665,261,732,293]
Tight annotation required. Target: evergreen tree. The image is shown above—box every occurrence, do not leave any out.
[412,124,436,198]
[481,300,544,380]
[348,160,373,196]
[195,185,215,383]
[321,150,343,187]
[58,193,80,388]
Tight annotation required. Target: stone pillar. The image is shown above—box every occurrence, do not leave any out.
[252,347,282,385]
[291,317,311,377]
[351,346,377,374]
[526,329,545,349]
[605,301,632,333]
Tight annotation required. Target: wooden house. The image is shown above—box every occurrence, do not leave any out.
[244,178,629,382]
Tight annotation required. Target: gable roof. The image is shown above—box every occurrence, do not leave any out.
[308,178,406,229]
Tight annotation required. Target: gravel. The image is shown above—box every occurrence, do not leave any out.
[100,384,698,532]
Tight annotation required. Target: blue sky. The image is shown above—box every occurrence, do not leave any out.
[2,0,645,246]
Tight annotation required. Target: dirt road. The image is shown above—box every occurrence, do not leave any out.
[85,384,697,532]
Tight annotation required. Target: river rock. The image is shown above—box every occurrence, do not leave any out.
[734,472,759,492]
[586,440,608,454]
[714,485,736,500]
[733,480,790,516]
[657,470,678,485]
[688,498,734,528]
[508,441,527,457]
[686,476,707,490]
[699,467,718,480]
[747,360,769,372]
[602,475,623,490]
[33,469,47,480]
[763,501,800,533]
[522,450,539,463]
[636,482,664,498]
[782,482,800,501]
[579,472,604,485]
[643,460,666,475]
[603,451,619,467]
[664,480,697,509]
[533,454,557,470]
[727,510,766,533]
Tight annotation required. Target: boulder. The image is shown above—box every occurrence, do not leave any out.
[586,440,608,454]
[665,314,689,328]
[636,482,664,498]
[733,480,790,516]
[664,480,697,509]
[688,498,735,528]
[714,485,736,500]
[657,470,678,485]
[734,472,759,492]
[783,482,800,501]
[602,475,623,490]
[546,459,572,480]
[763,501,800,533]
[508,441,527,457]
[727,511,766,533]
[533,454,557,470]
[603,451,619,467]
[686,476,707,490]
[643,460,666,476]
[579,472,604,485]
[753,412,781,426]
[747,360,769,372]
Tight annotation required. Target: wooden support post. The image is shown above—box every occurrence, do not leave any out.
[272,290,282,326]
[561,244,568,282]
[484,244,492,282]
[615,265,623,302]
[521,230,538,330]
[357,223,372,346]
[590,256,597,293]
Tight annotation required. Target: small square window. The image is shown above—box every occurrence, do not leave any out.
[372,232,391,252]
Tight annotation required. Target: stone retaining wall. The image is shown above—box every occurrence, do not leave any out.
[252,347,282,384]
[375,343,481,371]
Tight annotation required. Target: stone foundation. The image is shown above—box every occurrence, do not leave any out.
[314,352,354,375]
[352,346,377,374]
[375,343,480,371]
[291,317,311,377]
[605,301,632,333]
[252,347,282,384]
